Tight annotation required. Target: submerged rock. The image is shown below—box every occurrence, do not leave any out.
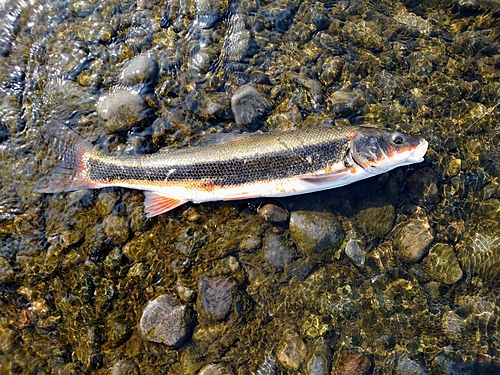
[119,54,159,87]
[258,203,289,225]
[198,363,234,375]
[277,330,307,371]
[331,350,372,375]
[290,210,344,262]
[138,294,192,347]
[231,85,272,129]
[420,243,463,285]
[263,234,294,269]
[198,276,236,321]
[97,88,150,133]
[393,217,434,263]
[0,256,15,284]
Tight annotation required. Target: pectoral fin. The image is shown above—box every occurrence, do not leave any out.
[299,170,351,184]
[143,192,187,217]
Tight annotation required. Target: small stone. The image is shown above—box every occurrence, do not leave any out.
[231,84,271,129]
[198,277,236,321]
[111,358,140,375]
[0,256,15,284]
[305,339,332,375]
[355,203,395,239]
[259,203,289,225]
[277,331,307,371]
[198,363,234,375]
[345,238,365,268]
[407,167,439,205]
[239,234,261,252]
[119,54,159,87]
[394,217,434,263]
[97,88,149,133]
[263,234,294,269]
[421,243,463,285]
[395,356,430,375]
[289,211,344,262]
[138,294,192,347]
[103,214,130,245]
[331,350,372,375]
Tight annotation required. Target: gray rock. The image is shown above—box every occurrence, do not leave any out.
[395,356,431,375]
[289,211,344,262]
[97,88,149,133]
[305,339,332,375]
[0,256,15,284]
[111,358,140,375]
[259,203,289,225]
[198,363,234,375]
[231,85,271,129]
[393,217,434,263]
[277,331,307,371]
[239,234,261,252]
[198,276,236,321]
[263,234,294,269]
[345,237,366,268]
[138,294,192,347]
[120,54,159,86]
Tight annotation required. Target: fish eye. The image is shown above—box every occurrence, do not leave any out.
[391,132,404,145]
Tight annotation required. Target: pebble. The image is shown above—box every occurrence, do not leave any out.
[395,356,430,375]
[305,339,332,375]
[119,54,159,87]
[331,350,372,375]
[138,294,192,347]
[103,214,130,245]
[289,210,344,262]
[277,330,307,371]
[263,234,294,269]
[355,203,395,239]
[239,234,262,252]
[0,256,15,284]
[198,276,236,321]
[111,358,140,375]
[258,203,289,225]
[393,217,434,263]
[344,237,366,268]
[97,88,149,133]
[231,84,272,129]
[407,167,440,205]
[421,243,463,285]
[198,363,234,375]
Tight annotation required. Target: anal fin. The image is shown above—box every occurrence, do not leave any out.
[143,191,187,218]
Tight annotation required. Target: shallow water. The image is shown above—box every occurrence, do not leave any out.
[0,0,500,373]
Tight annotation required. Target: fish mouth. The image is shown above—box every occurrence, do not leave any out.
[405,137,428,163]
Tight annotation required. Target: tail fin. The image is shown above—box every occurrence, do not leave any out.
[35,121,96,193]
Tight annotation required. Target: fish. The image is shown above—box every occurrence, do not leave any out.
[35,121,428,217]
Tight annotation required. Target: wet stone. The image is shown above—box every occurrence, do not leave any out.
[103,214,130,246]
[263,234,294,269]
[277,331,307,371]
[0,255,15,284]
[394,217,434,263]
[259,203,289,225]
[198,363,234,375]
[198,276,236,321]
[138,294,192,347]
[305,339,332,375]
[331,350,372,375]
[97,88,149,133]
[239,234,261,252]
[110,358,140,375]
[231,84,272,129]
[421,243,463,285]
[345,238,366,268]
[355,203,395,239]
[395,356,430,375]
[289,211,344,262]
[119,54,159,87]
[407,167,440,205]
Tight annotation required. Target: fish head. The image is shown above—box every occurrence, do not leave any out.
[349,128,428,174]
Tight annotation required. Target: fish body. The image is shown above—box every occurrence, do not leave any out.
[36,121,428,217]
